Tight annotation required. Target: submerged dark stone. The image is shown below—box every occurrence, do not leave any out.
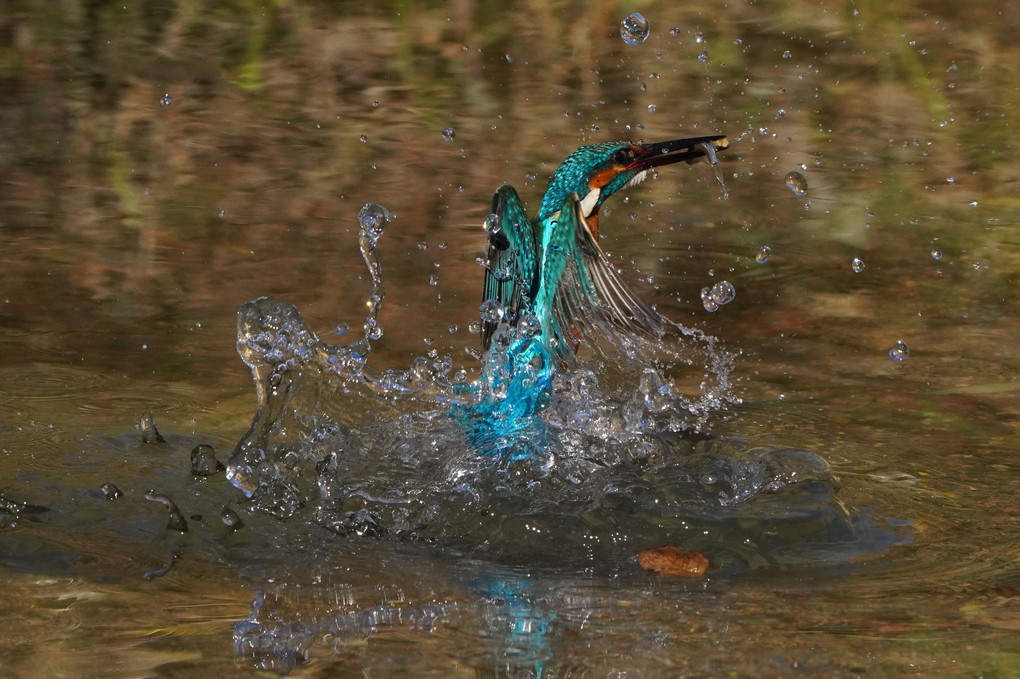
[140,412,166,443]
[221,506,244,531]
[144,490,188,532]
[190,444,225,475]
[101,482,123,500]
[0,492,48,516]
[143,549,181,581]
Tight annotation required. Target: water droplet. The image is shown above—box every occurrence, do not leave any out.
[697,51,710,63]
[669,27,682,38]
[701,288,719,312]
[710,281,736,305]
[755,245,771,264]
[851,257,865,273]
[519,313,541,337]
[160,93,172,107]
[785,171,808,196]
[620,13,650,46]
[334,322,349,336]
[441,126,456,142]
[590,123,600,133]
[694,31,706,44]
[930,247,943,261]
[479,299,504,323]
[888,341,910,361]
[782,50,792,58]
[647,104,657,113]
[428,274,439,286]
[358,202,390,240]
[467,320,482,334]
[221,507,244,531]
[359,134,368,143]
[448,324,458,334]
[505,53,514,63]
[968,201,978,208]
[526,170,538,182]
[218,210,226,219]
[483,213,501,235]
[368,324,384,340]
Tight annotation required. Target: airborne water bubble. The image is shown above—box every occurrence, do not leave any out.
[710,281,736,305]
[620,13,650,46]
[441,126,456,142]
[889,341,910,361]
[160,93,172,107]
[700,286,719,312]
[483,213,501,235]
[756,245,771,264]
[478,299,504,323]
[518,313,541,337]
[851,257,865,273]
[930,246,943,261]
[358,202,391,240]
[785,171,808,196]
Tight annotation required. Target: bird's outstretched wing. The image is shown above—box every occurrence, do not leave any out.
[481,185,538,350]
[551,193,665,355]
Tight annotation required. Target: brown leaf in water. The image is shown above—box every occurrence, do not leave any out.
[636,545,709,577]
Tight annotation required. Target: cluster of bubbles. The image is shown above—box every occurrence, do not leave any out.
[701,281,736,312]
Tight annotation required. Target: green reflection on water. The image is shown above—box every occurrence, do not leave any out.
[1,0,1019,676]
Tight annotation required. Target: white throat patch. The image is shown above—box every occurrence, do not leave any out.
[579,188,601,218]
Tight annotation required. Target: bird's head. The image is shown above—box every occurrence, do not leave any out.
[537,135,729,238]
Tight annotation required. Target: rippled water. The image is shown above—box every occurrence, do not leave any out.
[2,2,1019,677]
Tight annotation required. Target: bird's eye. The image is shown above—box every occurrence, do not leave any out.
[611,148,634,165]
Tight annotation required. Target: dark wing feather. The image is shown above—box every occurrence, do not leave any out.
[481,185,538,349]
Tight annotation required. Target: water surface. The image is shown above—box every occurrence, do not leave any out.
[2,2,1019,677]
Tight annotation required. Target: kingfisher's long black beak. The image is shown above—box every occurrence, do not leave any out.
[628,134,729,171]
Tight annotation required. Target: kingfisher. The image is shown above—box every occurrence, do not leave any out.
[455,134,729,456]
[480,134,729,358]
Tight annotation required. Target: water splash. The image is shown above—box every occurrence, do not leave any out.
[699,141,729,199]
[222,204,885,571]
